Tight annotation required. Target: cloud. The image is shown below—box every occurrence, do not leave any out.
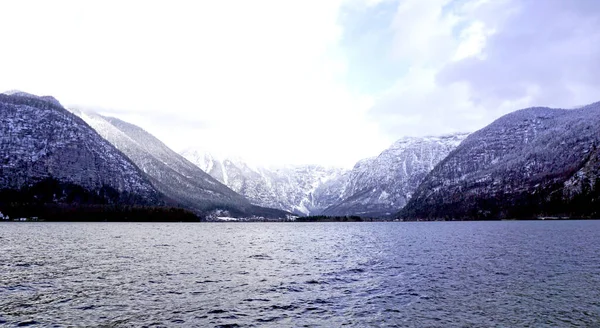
[1,0,598,167]
[365,0,600,138]
[338,0,402,93]
[0,0,391,167]
[437,0,600,108]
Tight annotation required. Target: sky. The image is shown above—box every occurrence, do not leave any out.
[1,0,599,168]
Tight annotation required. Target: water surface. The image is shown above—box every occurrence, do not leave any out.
[1,221,599,327]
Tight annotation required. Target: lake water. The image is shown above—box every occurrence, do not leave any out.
[1,221,600,327]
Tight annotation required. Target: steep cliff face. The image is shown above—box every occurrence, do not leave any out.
[322,134,469,217]
[183,134,468,217]
[260,165,347,215]
[0,92,159,203]
[399,102,600,220]
[181,149,345,215]
[73,110,290,218]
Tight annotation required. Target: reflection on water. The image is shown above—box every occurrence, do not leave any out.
[1,221,600,327]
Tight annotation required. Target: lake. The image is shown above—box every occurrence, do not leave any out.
[1,221,599,327]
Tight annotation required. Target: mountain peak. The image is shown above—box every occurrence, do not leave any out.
[399,100,600,220]
[182,151,349,215]
[0,92,160,203]
[3,90,63,108]
[391,132,470,147]
[323,133,470,217]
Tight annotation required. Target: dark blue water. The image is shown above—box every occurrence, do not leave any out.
[1,221,600,327]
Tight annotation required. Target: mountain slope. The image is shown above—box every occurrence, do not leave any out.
[72,110,289,218]
[182,134,468,217]
[399,102,600,220]
[181,150,346,215]
[0,92,161,204]
[322,133,469,217]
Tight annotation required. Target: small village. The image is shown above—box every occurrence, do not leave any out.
[0,211,39,221]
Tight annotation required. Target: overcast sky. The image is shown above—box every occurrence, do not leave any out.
[1,0,599,167]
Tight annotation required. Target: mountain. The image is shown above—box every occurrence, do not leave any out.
[71,110,290,219]
[181,150,346,215]
[0,92,160,204]
[399,102,600,220]
[322,133,469,217]
[182,134,468,217]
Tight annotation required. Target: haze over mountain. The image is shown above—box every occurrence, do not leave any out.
[399,101,600,220]
[183,134,469,217]
[71,109,291,219]
[2,0,600,221]
[3,90,599,221]
[1,90,473,220]
[181,150,346,216]
[3,1,598,168]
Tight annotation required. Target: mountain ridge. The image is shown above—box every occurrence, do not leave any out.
[0,92,162,206]
[399,101,600,220]
[183,132,469,217]
[71,109,291,219]
[322,133,470,217]
[181,148,346,215]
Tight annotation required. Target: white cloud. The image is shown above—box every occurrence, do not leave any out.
[437,0,600,109]
[2,0,598,167]
[0,0,390,168]
[367,0,600,140]
[452,21,492,61]
[390,0,458,65]
[366,0,500,137]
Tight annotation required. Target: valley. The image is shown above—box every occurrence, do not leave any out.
[1,91,599,221]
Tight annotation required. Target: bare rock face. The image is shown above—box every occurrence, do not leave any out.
[183,134,468,218]
[0,92,159,203]
[322,134,469,217]
[181,149,346,216]
[399,101,600,220]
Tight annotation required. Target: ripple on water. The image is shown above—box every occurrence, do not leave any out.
[16,320,38,327]
[1,221,600,327]
[248,254,273,260]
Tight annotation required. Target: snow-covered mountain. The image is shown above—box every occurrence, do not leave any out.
[5,90,596,220]
[71,110,289,219]
[399,101,600,220]
[322,133,469,217]
[0,92,159,203]
[181,149,346,215]
[182,134,468,217]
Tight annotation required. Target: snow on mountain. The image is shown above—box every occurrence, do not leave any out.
[181,149,347,215]
[322,133,469,217]
[399,101,600,220]
[71,110,289,218]
[182,134,468,217]
[0,92,159,202]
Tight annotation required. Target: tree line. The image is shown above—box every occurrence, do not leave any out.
[0,178,200,222]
